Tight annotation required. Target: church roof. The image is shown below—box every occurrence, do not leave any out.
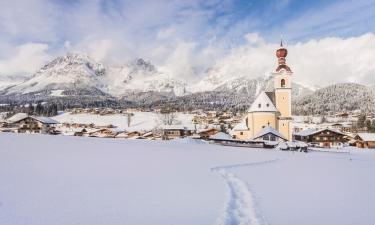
[251,126,287,141]
[247,91,278,113]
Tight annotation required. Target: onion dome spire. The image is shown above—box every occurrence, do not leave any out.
[275,37,291,73]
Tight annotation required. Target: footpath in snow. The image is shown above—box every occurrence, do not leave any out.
[212,159,278,225]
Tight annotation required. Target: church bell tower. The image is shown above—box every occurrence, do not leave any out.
[273,40,293,140]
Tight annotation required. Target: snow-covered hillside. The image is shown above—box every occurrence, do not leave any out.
[52,111,195,131]
[294,83,375,115]
[1,133,375,225]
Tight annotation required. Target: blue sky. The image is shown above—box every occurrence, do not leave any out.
[2,0,375,48]
[0,0,375,86]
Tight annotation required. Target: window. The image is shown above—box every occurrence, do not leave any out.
[263,136,269,140]
[270,136,276,141]
[281,79,286,87]
[240,132,244,135]
[258,103,261,108]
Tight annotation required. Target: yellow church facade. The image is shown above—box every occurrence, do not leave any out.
[234,42,293,141]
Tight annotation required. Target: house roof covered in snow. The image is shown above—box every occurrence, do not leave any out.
[31,116,59,124]
[294,128,345,137]
[247,92,278,113]
[6,113,59,124]
[356,133,375,142]
[209,132,233,140]
[233,120,248,131]
[162,125,187,130]
[251,126,287,141]
[6,113,28,123]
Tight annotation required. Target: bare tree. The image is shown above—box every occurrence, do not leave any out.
[126,113,134,127]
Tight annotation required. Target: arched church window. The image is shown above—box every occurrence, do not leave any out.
[281,79,286,87]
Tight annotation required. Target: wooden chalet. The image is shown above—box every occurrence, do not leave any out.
[88,128,117,138]
[162,125,192,140]
[6,113,59,134]
[294,128,347,148]
[198,128,219,139]
[354,133,375,148]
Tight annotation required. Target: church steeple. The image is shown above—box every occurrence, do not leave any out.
[275,39,291,73]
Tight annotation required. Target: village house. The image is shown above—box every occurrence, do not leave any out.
[198,128,219,139]
[162,125,192,140]
[6,113,59,134]
[354,133,375,148]
[232,120,248,140]
[293,128,347,148]
[127,131,142,138]
[88,128,118,138]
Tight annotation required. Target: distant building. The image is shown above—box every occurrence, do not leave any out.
[294,128,347,148]
[198,128,219,139]
[6,113,59,134]
[88,128,117,138]
[162,125,192,140]
[354,133,375,148]
[232,121,248,140]
[233,41,293,141]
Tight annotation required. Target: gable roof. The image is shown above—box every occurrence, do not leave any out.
[294,128,345,137]
[209,132,233,140]
[31,116,59,124]
[251,126,287,141]
[7,113,28,123]
[356,133,375,142]
[247,91,278,113]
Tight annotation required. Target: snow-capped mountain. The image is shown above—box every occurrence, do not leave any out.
[104,58,188,97]
[0,54,188,98]
[0,52,317,112]
[3,53,106,95]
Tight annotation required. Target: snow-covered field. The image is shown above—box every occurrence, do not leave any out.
[1,133,375,225]
[52,112,195,131]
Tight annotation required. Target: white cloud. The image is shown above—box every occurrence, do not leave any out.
[0,0,374,90]
[205,33,375,87]
[0,43,51,76]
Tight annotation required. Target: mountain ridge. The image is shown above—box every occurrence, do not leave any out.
[0,53,373,115]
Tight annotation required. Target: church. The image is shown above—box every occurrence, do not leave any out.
[234,41,293,141]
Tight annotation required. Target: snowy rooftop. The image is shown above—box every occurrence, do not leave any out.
[294,128,345,137]
[6,113,28,123]
[31,116,59,124]
[162,125,187,130]
[356,133,375,141]
[209,132,233,140]
[251,126,286,140]
[247,91,278,113]
[233,120,248,131]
